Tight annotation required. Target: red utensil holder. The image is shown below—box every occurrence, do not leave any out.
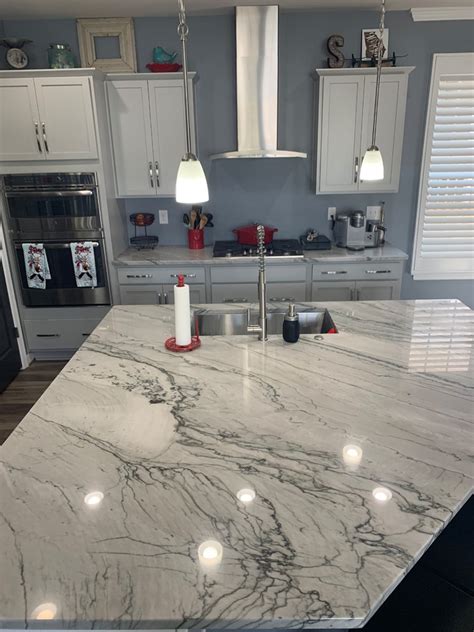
[188,229,204,250]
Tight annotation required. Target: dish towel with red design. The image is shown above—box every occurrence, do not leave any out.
[22,243,51,289]
[70,242,97,288]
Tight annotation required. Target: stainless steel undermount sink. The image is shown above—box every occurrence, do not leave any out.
[193,307,336,336]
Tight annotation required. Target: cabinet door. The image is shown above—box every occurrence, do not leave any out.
[0,78,43,161]
[317,76,364,193]
[119,284,162,305]
[211,283,258,304]
[162,283,207,305]
[312,281,355,302]
[267,282,307,303]
[355,280,400,301]
[359,74,408,193]
[107,81,155,196]
[149,79,196,196]
[34,77,98,160]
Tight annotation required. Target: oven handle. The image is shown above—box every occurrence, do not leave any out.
[6,190,95,197]
[15,241,100,249]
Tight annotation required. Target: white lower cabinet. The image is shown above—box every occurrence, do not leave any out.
[355,280,400,301]
[312,281,355,302]
[312,279,401,301]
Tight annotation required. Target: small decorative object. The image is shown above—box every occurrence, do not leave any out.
[146,62,182,73]
[48,43,76,69]
[129,213,159,250]
[327,34,345,69]
[0,38,32,69]
[153,46,177,64]
[76,17,137,72]
[361,27,389,61]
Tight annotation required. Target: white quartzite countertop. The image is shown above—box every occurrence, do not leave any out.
[0,299,472,629]
[114,244,408,266]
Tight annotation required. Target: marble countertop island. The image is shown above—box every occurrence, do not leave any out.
[0,300,472,630]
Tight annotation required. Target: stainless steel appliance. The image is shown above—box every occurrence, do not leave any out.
[213,239,304,259]
[3,173,101,240]
[2,173,110,307]
[334,212,384,251]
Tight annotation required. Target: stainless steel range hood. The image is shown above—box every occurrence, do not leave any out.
[210,5,307,160]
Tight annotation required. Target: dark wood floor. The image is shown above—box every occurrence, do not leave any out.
[0,361,67,445]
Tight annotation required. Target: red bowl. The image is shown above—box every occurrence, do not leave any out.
[146,62,183,73]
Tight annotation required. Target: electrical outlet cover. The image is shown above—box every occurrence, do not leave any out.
[366,205,382,220]
[328,206,336,220]
[159,209,169,224]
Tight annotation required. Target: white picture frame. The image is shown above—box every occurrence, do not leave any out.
[76,17,137,72]
[361,28,389,61]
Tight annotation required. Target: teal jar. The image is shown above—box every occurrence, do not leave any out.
[48,43,76,69]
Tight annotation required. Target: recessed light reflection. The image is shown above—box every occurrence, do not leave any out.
[198,540,223,567]
[372,487,392,503]
[342,444,363,466]
[31,602,57,620]
[84,491,104,506]
[236,488,256,504]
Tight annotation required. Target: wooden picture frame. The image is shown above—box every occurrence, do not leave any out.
[76,18,137,72]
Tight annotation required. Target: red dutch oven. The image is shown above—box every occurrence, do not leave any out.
[233,224,278,245]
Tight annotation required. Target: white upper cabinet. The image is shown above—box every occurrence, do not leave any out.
[0,79,41,161]
[106,73,197,197]
[0,73,98,162]
[314,67,414,194]
[34,77,98,160]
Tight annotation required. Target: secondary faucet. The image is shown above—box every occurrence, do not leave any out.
[247,224,268,341]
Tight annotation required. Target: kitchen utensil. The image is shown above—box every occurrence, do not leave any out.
[183,213,190,227]
[199,215,208,230]
[190,209,198,230]
[233,224,278,246]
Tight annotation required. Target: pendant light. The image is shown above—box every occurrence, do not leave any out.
[175,0,209,204]
[360,0,386,182]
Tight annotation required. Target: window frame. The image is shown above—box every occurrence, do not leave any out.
[411,52,474,281]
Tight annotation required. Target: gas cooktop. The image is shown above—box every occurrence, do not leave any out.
[213,239,304,259]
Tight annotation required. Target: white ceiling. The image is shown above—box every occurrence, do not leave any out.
[0,0,472,20]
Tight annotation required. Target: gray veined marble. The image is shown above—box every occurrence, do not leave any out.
[0,299,472,630]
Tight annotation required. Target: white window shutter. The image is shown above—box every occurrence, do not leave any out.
[412,53,474,280]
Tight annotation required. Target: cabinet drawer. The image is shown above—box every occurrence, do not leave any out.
[211,265,306,284]
[313,261,403,281]
[24,318,98,351]
[117,266,205,285]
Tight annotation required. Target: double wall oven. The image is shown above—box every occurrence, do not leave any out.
[2,173,110,307]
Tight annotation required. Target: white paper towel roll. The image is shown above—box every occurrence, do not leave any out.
[174,275,191,346]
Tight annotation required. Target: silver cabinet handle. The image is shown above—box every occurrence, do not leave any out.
[269,297,295,302]
[321,270,347,275]
[41,122,49,153]
[155,161,160,187]
[365,269,391,274]
[356,289,361,300]
[354,156,359,183]
[157,293,162,304]
[36,333,60,338]
[224,298,249,303]
[81,333,91,337]
[350,288,355,301]
[34,122,42,153]
[164,292,169,304]
[170,273,196,278]
[126,274,153,279]
[148,162,154,188]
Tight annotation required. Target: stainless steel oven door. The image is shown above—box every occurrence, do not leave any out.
[15,240,110,307]
[4,175,101,240]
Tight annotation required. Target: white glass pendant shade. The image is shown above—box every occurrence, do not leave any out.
[360,146,384,181]
[176,157,209,204]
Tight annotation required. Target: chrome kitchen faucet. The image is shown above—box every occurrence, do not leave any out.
[247,225,268,341]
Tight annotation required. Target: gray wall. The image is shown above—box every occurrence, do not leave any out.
[1,11,473,306]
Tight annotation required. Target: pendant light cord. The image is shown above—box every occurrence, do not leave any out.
[178,0,194,160]
[370,0,386,148]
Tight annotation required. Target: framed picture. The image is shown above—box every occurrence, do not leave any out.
[361,28,389,61]
[76,17,137,72]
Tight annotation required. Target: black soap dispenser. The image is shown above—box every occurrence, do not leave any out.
[283,303,300,343]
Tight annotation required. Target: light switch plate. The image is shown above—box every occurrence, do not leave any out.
[366,205,382,220]
[328,206,336,220]
[159,209,169,224]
